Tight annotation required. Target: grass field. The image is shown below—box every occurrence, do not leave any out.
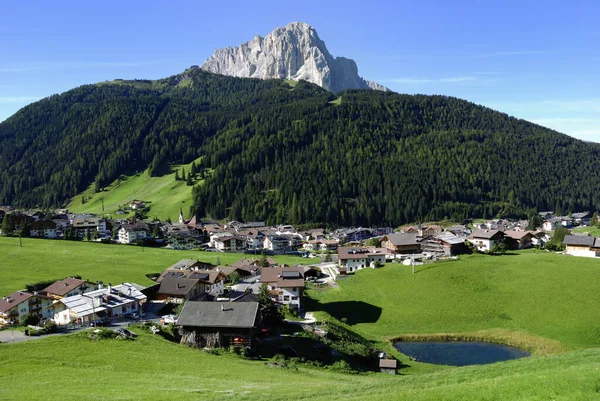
[0,237,308,295]
[0,328,599,400]
[67,158,203,222]
[572,225,600,237]
[308,251,600,351]
[329,96,342,105]
[2,244,600,399]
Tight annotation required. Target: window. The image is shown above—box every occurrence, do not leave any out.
[284,296,290,301]
[292,287,297,292]
[291,296,298,300]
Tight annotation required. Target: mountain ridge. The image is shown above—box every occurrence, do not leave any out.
[200,22,388,93]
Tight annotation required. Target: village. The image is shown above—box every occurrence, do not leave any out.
[1,202,598,373]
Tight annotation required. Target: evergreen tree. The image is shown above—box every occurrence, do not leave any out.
[186,173,193,186]
[190,161,197,176]
[175,170,180,181]
[592,212,599,228]
[1,214,15,236]
[527,211,543,230]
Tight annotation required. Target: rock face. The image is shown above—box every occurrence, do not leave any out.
[201,22,388,93]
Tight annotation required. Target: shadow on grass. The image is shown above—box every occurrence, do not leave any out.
[304,296,382,325]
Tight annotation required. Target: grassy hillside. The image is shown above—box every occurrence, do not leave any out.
[1,328,599,400]
[308,251,600,351]
[2,243,600,399]
[0,237,307,295]
[572,225,600,237]
[67,158,203,221]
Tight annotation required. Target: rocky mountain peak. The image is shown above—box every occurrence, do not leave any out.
[201,22,388,93]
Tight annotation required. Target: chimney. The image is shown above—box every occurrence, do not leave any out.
[128,287,132,296]
[98,281,104,290]
[221,304,224,311]
[107,283,112,293]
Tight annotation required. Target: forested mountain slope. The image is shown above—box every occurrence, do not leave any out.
[1,69,600,226]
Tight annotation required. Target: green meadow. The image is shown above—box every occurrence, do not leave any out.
[2,242,600,400]
[0,328,599,400]
[308,251,600,352]
[572,225,600,237]
[67,158,203,222]
[0,237,306,295]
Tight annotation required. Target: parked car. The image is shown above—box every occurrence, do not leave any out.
[90,318,110,327]
[122,312,140,320]
[160,314,177,325]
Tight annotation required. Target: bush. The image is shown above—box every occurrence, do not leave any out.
[42,320,58,334]
[329,360,355,374]
[19,312,40,327]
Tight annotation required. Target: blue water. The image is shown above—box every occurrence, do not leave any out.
[394,341,530,366]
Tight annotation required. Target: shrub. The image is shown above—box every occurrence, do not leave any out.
[42,320,58,334]
[19,312,40,327]
[329,360,355,374]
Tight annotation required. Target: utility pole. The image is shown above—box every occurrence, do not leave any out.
[412,257,415,275]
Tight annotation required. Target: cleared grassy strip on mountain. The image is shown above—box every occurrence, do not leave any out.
[67,158,204,222]
[308,251,600,351]
[1,328,599,400]
[0,237,306,295]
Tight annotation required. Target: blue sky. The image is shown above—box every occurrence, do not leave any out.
[1,0,599,141]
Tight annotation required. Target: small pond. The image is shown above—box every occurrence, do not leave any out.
[394,341,530,366]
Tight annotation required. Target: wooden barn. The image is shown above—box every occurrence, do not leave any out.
[177,301,260,348]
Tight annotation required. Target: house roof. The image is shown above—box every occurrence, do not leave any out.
[433,231,466,245]
[157,277,200,296]
[469,229,504,240]
[382,233,419,246]
[166,259,202,270]
[231,293,260,303]
[338,247,371,260]
[29,220,57,230]
[60,283,146,318]
[260,267,305,288]
[0,291,34,313]
[177,301,259,328]
[379,359,397,369]
[42,278,87,297]
[503,231,534,240]
[563,235,595,247]
[231,258,258,268]
[571,212,589,219]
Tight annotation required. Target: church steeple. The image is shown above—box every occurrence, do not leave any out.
[179,206,184,224]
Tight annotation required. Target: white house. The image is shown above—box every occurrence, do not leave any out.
[0,291,35,327]
[214,236,247,251]
[260,267,305,309]
[167,233,202,250]
[263,235,290,252]
[117,223,150,244]
[28,220,58,239]
[53,283,146,325]
[72,217,108,238]
[337,247,387,273]
[467,229,505,252]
